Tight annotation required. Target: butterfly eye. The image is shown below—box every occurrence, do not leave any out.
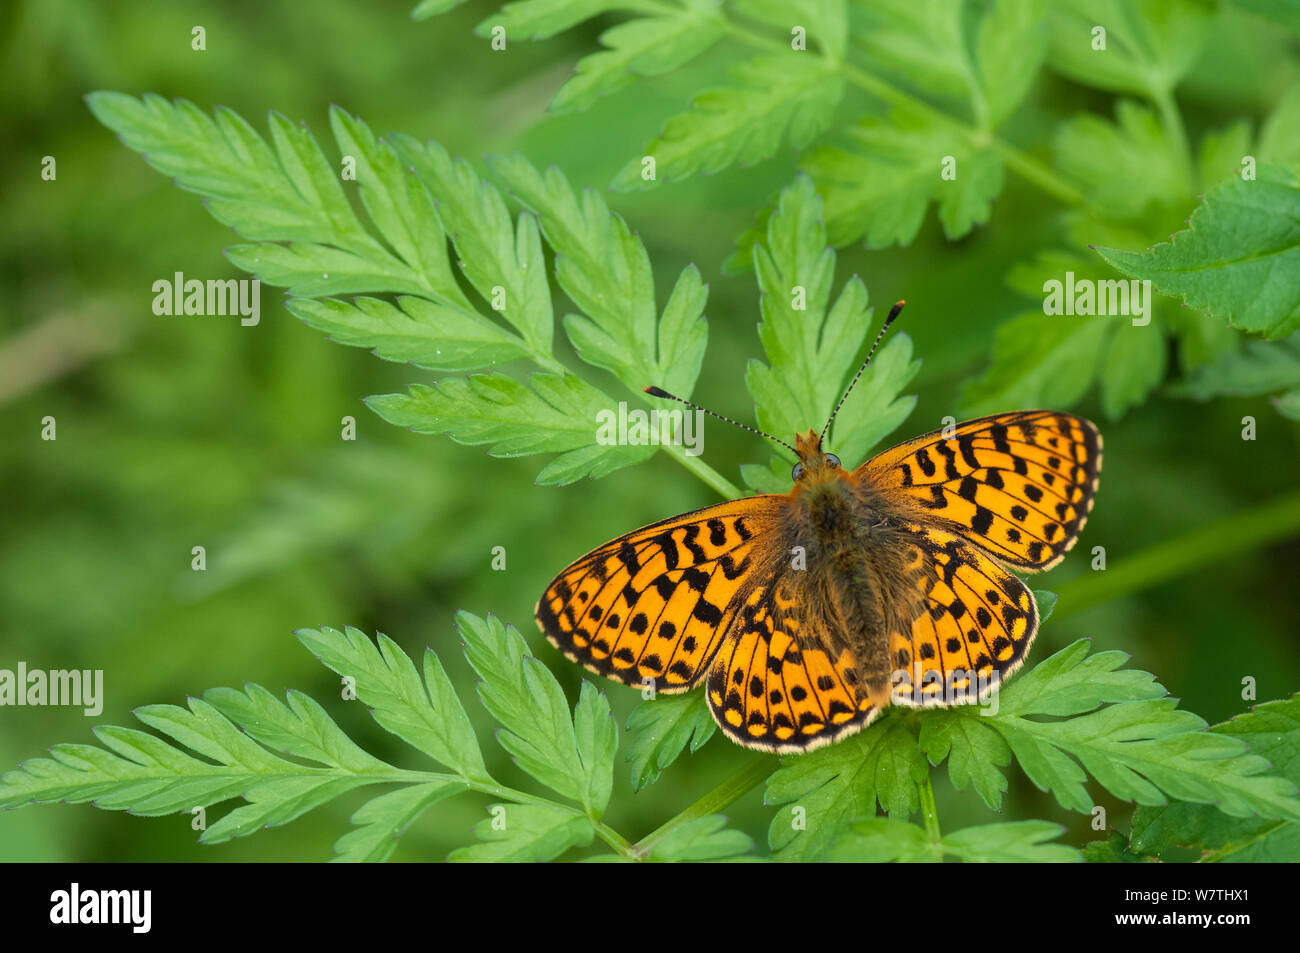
[825,453,841,468]
[791,462,804,481]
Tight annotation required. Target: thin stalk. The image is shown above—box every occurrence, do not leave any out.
[1152,84,1194,192]
[917,770,942,842]
[1052,490,1300,621]
[632,754,772,857]
[663,443,744,499]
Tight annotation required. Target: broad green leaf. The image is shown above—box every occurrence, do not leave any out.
[745,176,919,484]
[765,718,926,860]
[625,692,717,790]
[366,373,655,486]
[333,781,466,862]
[457,612,611,813]
[294,626,487,780]
[551,14,724,113]
[449,803,594,861]
[803,105,1003,248]
[1054,100,1189,217]
[610,54,844,191]
[1045,0,1213,96]
[1096,166,1300,338]
[1128,695,1300,862]
[286,296,530,371]
[646,815,756,862]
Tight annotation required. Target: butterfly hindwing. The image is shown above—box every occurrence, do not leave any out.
[857,410,1102,571]
[706,582,883,753]
[888,524,1039,707]
[536,497,785,692]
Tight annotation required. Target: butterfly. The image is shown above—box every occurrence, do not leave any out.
[536,303,1101,754]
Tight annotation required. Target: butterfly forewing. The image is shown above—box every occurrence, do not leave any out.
[857,411,1102,571]
[536,497,786,692]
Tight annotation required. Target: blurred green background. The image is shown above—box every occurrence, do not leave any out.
[2,0,1297,860]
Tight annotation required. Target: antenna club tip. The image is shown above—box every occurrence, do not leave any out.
[644,385,669,398]
[895,299,906,307]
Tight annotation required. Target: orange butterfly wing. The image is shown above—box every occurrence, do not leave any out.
[856,410,1102,571]
[706,581,883,753]
[535,497,785,692]
[886,523,1038,707]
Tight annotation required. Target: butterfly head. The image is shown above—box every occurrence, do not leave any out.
[791,429,842,483]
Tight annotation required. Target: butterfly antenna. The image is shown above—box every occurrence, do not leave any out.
[820,300,906,446]
[643,386,798,455]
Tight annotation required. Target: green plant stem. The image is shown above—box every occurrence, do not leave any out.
[1152,84,1194,191]
[632,753,772,857]
[917,770,942,842]
[1053,489,1300,620]
[664,443,743,499]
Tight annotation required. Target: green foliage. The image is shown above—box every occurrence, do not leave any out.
[829,818,1081,862]
[406,1,1300,420]
[18,28,1293,863]
[86,93,708,487]
[611,55,844,191]
[625,692,716,791]
[1091,695,1300,862]
[0,614,639,861]
[765,640,1300,861]
[1097,166,1300,338]
[741,176,919,490]
[11,613,1292,861]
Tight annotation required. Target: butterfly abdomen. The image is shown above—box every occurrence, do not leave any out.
[784,480,900,685]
